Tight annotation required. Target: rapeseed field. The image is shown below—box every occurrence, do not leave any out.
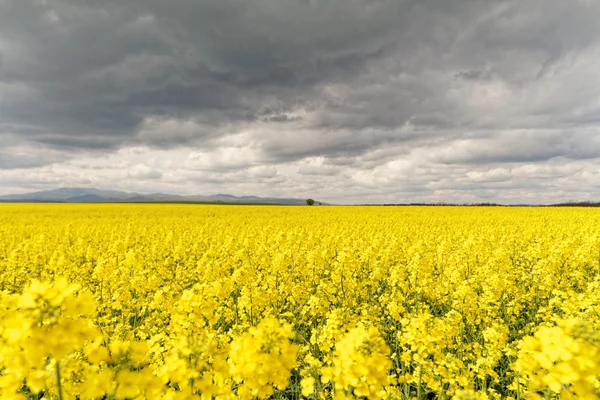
[1,204,599,399]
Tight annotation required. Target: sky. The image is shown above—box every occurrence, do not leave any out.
[1,0,600,204]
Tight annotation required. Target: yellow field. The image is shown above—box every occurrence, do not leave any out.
[1,204,600,399]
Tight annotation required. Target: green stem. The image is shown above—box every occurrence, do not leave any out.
[417,366,423,400]
[56,362,64,400]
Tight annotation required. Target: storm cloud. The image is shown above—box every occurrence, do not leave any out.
[2,0,600,203]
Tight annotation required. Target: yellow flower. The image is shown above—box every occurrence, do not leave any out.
[330,325,392,399]
[25,369,49,394]
[85,339,110,364]
[229,317,298,398]
[514,318,600,398]
[116,370,142,399]
[301,376,315,397]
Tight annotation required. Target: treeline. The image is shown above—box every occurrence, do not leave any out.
[368,202,600,207]
[552,201,600,207]
[366,202,510,206]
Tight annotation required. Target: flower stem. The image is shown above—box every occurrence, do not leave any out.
[56,362,64,400]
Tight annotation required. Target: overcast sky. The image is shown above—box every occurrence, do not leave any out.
[1,0,600,203]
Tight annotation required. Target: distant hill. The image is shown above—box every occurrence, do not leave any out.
[0,188,320,205]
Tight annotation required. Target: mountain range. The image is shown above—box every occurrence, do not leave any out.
[0,188,319,205]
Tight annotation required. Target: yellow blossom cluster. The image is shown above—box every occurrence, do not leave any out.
[322,325,392,399]
[513,319,600,398]
[1,204,600,399]
[229,317,298,399]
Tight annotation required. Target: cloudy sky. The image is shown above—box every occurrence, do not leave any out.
[1,0,600,204]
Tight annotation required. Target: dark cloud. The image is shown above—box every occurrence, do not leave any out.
[454,70,492,81]
[0,0,419,150]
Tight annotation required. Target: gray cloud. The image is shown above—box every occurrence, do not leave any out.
[0,0,417,148]
[2,0,600,203]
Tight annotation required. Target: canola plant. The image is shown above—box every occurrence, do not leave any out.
[1,204,600,399]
